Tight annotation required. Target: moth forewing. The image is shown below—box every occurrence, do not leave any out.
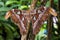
[48,7,57,16]
[5,11,12,20]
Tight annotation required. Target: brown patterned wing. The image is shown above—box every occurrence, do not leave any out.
[18,13,28,35]
[32,7,50,35]
[32,13,44,35]
[11,9,27,35]
[32,7,57,35]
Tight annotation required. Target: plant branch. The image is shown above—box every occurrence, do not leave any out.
[30,0,37,10]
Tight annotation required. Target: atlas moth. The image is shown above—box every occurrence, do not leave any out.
[5,6,57,35]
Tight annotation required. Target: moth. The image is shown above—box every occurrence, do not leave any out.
[5,6,57,35]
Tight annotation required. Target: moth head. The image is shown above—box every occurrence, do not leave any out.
[48,7,57,16]
[5,11,12,20]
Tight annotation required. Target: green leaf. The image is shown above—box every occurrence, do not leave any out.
[0,30,3,34]
[45,1,50,7]
[14,32,20,38]
[0,16,6,21]
[3,23,14,40]
[0,2,4,7]
[18,5,29,10]
[4,23,16,32]
[0,7,11,11]
[0,36,4,40]
[5,1,19,6]
[54,0,58,3]
[10,4,20,9]
[20,0,29,1]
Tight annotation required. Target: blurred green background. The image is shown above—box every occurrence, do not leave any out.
[0,0,60,40]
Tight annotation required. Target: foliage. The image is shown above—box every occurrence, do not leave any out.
[0,0,59,40]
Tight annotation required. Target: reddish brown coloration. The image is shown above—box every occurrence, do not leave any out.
[18,14,28,35]
[5,9,28,35]
[32,11,49,35]
[5,6,57,35]
[5,0,57,39]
